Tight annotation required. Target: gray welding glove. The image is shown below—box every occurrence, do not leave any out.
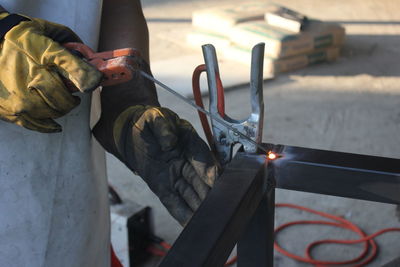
[110,105,219,225]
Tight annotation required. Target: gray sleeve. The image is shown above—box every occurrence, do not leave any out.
[0,5,8,13]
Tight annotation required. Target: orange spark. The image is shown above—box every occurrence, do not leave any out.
[267,151,277,160]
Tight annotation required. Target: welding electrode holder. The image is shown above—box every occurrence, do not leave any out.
[63,42,141,92]
[201,43,265,165]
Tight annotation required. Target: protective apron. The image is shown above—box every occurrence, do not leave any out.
[0,1,110,266]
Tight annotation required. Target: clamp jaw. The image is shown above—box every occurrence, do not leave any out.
[194,43,265,166]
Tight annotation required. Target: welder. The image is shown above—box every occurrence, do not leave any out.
[0,0,218,266]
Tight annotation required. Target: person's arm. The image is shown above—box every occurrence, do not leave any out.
[98,0,158,110]
[93,0,159,151]
[99,0,149,63]
[93,0,219,225]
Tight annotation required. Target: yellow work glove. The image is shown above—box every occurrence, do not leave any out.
[0,13,102,132]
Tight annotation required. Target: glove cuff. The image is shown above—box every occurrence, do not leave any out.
[113,106,147,157]
[0,13,30,40]
[92,105,148,177]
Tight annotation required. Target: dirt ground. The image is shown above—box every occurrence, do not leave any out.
[108,0,400,266]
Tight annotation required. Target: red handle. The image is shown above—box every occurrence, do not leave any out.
[62,43,140,92]
[192,64,214,150]
[192,64,227,154]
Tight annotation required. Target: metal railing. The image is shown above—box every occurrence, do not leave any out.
[159,143,400,267]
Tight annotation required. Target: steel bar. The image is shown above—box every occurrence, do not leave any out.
[159,153,268,267]
[159,143,400,267]
[237,166,276,267]
[268,144,400,204]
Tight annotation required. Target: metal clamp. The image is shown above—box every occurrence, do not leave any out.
[202,43,265,165]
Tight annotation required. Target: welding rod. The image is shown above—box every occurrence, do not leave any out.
[140,70,268,155]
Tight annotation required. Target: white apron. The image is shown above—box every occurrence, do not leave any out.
[0,1,110,266]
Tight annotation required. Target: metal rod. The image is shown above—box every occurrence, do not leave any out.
[140,70,269,155]
[237,166,275,267]
[268,143,400,204]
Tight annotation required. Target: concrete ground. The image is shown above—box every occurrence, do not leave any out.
[108,0,400,266]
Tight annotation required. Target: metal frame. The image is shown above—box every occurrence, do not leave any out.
[159,143,400,267]
[270,144,400,204]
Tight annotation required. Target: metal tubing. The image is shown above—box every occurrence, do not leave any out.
[159,153,268,267]
[237,164,275,267]
[160,143,400,267]
[268,144,400,204]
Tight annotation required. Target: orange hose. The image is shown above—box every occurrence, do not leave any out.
[274,203,400,266]
[153,203,400,267]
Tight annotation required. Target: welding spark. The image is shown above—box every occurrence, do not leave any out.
[267,151,278,160]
